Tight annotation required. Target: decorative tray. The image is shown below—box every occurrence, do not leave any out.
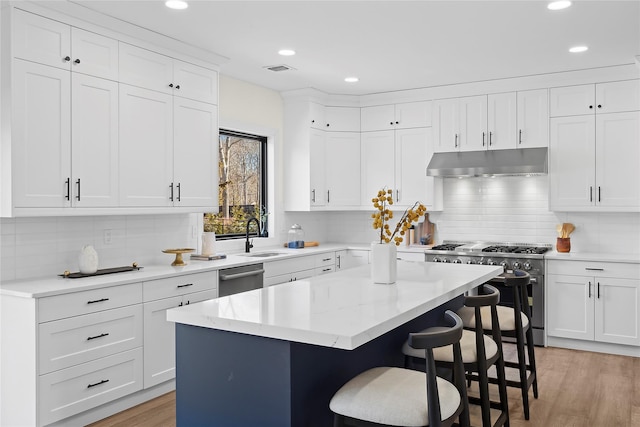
[60,265,142,279]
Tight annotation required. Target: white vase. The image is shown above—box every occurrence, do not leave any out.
[202,232,217,256]
[78,245,99,274]
[371,242,397,284]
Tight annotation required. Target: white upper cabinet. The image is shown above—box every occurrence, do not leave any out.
[550,80,640,117]
[172,98,218,207]
[71,73,119,207]
[435,90,548,152]
[13,9,118,81]
[324,132,361,206]
[361,101,431,131]
[324,106,360,132]
[549,80,640,211]
[487,92,517,150]
[13,9,71,70]
[516,89,549,148]
[119,85,174,207]
[119,43,217,104]
[12,60,71,208]
[71,28,119,80]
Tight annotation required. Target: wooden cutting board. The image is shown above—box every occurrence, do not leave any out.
[283,241,319,247]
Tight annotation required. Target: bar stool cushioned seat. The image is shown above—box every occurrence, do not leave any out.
[329,366,461,426]
[330,310,470,427]
[403,329,498,364]
[457,305,528,332]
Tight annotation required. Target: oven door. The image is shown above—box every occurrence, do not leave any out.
[485,273,544,346]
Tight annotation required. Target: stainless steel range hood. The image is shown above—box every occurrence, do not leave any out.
[426,147,548,177]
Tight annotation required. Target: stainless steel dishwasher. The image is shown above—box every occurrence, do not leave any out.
[218,263,265,297]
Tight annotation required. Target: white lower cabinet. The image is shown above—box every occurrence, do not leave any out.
[547,260,640,347]
[142,272,217,388]
[263,252,337,287]
[39,348,143,426]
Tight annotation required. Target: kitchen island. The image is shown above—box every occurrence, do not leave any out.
[167,261,502,427]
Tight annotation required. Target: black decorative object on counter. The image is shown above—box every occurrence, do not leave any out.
[60,264,142,278]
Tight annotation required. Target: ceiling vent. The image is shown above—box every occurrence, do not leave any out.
[264,64,295,72]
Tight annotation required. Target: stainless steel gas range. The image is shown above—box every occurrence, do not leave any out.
[425,241,552,346]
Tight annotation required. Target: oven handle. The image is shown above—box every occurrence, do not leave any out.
[219,269,265,281]
[486,276,538,284]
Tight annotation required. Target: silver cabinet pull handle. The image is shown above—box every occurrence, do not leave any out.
[219,269,265,281]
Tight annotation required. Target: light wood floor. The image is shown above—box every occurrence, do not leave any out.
[88,345,640,427]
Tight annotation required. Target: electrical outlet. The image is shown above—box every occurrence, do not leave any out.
[103,229,112,245]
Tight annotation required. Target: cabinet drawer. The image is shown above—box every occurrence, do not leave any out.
[39,305,143,374]
[315,252,336,267]
[547,260,640,279]
[264,257,316,278]
[39,347,143,426]
[315,265,335,275]
[143,271,217,302]
[39,283,142,322]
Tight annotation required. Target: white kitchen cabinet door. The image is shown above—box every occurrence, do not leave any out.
[517,89,549,148]
[487,92,517,150]
[13,60,71,208]
[173,60,218,104]
[71,74,119,207]
[595,112,640,208]
[549,116,596,210]
[595,80,640,114]
[546,274,594,341]
[432,98,459,152]
[309,129,326,207]
[13,9,71,70]
[324,106,360,132]
[173,98,218,208]
[325,132,360,206]
[549,84,595,117]
[361,130,395,204]
[361,104,395,131]
[459,95,487,152]
[119,84,173,207]
[143,289,217,388]
[70,28,119,81]
[309,102,326,130]
[119,42,174,94]
[594,278,640,346]
[395,128,430,206]
[395,101,432,129]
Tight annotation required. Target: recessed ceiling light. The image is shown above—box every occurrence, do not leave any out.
[547,1,572,10]
[278,49,296,56]
[344,77,359,83]
[165,0,188,10]
[569,45,588,53]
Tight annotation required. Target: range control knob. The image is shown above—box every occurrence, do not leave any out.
[523,261,532,271]
[452,259,462,264]
[466,259,476,265]
[512,261,522,270]
[433,257,441,263]
[500,260,509,270]
[443,258,451,263]
[477,259,485,265]
[487,259,496,266]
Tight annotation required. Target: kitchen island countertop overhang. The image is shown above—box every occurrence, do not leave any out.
[167,261,503,350]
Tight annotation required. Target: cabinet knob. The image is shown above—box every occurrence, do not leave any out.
[597,104,602,109]
[326,123,330,127]
[74,59,81,64]
[175,85,180,90]
[169,83,174,88]
[395,121,399,125]
[63,56,71,62]
[390,121,394,125]
[589,105,593,109]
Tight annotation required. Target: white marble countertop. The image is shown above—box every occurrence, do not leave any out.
[0,244,350,298]
[166,261,503,350]
[545,251,640,263]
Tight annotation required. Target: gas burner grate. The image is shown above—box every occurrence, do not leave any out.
[482,245,550,254]
[431,243,464,251]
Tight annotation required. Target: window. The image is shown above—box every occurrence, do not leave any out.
[204,129,268,239]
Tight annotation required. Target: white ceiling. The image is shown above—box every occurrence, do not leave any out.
[66,0,640,95]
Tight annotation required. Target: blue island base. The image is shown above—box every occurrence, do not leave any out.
[175,296,461,427]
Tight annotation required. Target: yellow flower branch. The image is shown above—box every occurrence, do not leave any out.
[372,188,427,245]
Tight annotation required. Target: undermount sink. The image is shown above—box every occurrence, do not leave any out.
[242,252,283,258]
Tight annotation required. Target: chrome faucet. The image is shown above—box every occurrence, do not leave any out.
[245,217,261,253]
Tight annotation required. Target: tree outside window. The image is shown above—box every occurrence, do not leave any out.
[204,130,267,238]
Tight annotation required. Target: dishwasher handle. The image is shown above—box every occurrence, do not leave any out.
[219,269,265,281]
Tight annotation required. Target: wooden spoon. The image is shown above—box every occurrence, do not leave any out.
[565,223,575,236]
[556,224,563,237]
